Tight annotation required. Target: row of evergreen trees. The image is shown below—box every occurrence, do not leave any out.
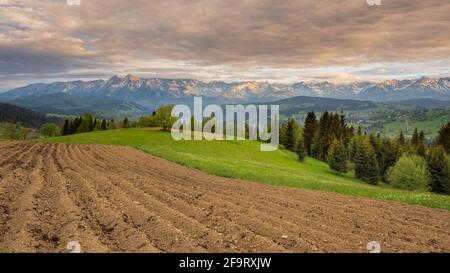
[280,111,450,194]
[61,113,130,136]
[61,105,178,136]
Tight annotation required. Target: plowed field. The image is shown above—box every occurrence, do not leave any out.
[0,142,449,252]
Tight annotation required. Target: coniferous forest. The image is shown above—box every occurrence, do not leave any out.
[281,111,450,194]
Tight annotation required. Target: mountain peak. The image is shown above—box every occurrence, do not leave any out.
[108,75,120,80]
[1,75,449,104]
[106,75,121,83]
[123,74,140,81]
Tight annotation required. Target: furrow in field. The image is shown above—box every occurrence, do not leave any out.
[94,145,450,252]
[0,141,25,160]
[87,145,288,252]
[1,142,449,253]
[0,143,47,252]
[91,146,374,251]
[53,144,159,252]
[92,146,382,252]
[70,144,229,252]
[0,142,37,168]
[29,143,109,252]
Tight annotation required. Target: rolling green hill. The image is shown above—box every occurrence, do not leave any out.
[271,96,377,115]
[5,93,148,119]
[39,128,450,210]
[0,102,63,128]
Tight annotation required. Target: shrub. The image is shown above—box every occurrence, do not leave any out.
[138,105,176,131]
[2,123,18,139]
[387,155,430,191]
[18,127,32,140]
[41,123,61,138]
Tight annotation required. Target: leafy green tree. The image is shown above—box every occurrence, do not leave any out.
[296,136,307,162]
[18,127,32,140]
[138,115,157,127]
[436,122,450,153]
[427,146,450,194]
[327,138,348,174]
[151,105,176,131]
[78,113,93,133]
[387,155,430,191]
[303,112,317,156]
[3,123,18,139]
[41,123,60,138]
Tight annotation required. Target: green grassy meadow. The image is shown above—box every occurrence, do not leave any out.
[382,118,449,137]
[39,128,450,210]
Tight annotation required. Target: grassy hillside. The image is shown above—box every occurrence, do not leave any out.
[380,109,450,137]
[0,102,63,128]
[4,93,148,119]
[40,128,450,210]
[268,96,377,115]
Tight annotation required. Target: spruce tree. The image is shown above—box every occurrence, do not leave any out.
[69,120,75,135]
[398,130,405,146]
[417,130,426,157]
[316,111,331,161]
[437,122,450,153]
[296,137,307,162]
[369,133,384,177]
[303,112,318,156]
[284,117,297,151]
[101,119,107,130]
[345,126,354,147]
[62,119,69,136]
[379,138,398,182]
[354,137,379,185]
[327,138,348,174]
[411,128,419,147]
[123,117,130,128]
[427,146,450,194]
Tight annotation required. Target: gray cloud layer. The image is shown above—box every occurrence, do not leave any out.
[0,0,449,90]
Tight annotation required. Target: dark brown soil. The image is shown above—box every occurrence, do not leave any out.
[0,142,449,252]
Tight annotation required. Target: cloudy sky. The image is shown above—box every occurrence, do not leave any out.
[0,0,449,91]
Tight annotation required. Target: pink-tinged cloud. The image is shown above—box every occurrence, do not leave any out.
[0,0,449,90]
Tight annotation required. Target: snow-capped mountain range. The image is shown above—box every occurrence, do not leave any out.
[1,75,450,106]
